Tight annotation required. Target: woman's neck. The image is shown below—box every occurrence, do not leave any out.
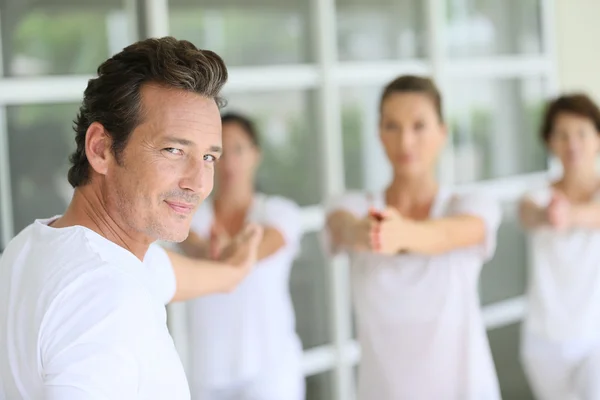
[385,173,438,217]
[213,181,255,212]
[558,166,600,200]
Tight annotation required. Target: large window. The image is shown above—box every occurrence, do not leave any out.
[336,0,428,61]
[7,104,76,234]
[0,188,4,250]
[169,0,312,66]
[446,0,543,57]
[447,78,547,183]
[0,0,556,399]
[1,0,136,76]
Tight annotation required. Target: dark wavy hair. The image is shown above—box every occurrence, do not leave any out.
[68,36,228,187]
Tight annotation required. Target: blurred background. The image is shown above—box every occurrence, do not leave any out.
[0,0,599,399]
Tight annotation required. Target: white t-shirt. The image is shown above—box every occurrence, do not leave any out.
[0,217,189,400]
[185,194,303,389]
[326,189,502,400]
[523,186,600,343]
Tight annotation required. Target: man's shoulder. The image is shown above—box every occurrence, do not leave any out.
[3,223,107,278]
[2,223,148,308]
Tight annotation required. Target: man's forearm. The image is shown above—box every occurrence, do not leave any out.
[166,250,241,302]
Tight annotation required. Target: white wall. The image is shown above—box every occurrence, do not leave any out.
[555,0,600,102]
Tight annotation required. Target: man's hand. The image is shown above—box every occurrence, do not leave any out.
[165,224,263,302]
[219,224,263,269]
[547,191,572,230]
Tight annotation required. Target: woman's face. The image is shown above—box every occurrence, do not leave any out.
[215,122,261,187]
[379,92,446,179]
[549,112,600,171]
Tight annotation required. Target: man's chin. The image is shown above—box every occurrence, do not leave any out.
[152,222,191,244]
[155,232,188,244]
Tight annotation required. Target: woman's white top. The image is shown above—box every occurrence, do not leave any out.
[523,185,600,343]
[186,193,303,388]
[326,188,502,400]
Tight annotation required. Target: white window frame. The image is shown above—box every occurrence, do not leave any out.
[0,0,559,399]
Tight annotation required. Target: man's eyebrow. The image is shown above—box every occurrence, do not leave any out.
[164,136,194,147]
[209,145,223,154]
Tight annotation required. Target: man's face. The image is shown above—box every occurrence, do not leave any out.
[105,84,222,243]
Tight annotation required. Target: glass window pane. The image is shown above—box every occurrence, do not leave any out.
[7,104,77,234]
[0,186,4,251]
[222,90,323,206]
[446,0,543,57]
[169,0,311,66]
[1,1,136,76]
[336,0,427,61]
[448,78,547,183]
[488,323,534,399]
[305,371,333,400]
[290,231,331,348]
[480,201,528,305]
[340,85,391,191]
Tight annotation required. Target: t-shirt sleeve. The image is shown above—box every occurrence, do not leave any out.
[325,191,370,218]
[262,196,303,256]
[522,186,552,208]
[143,243,177,305]
[448,193,502,262]
[40,272,156,399]
[321,191,370,256]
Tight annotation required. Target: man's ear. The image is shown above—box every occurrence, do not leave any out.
[85,122,112,177]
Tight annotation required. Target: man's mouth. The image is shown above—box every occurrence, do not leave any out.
[165,201,195,215]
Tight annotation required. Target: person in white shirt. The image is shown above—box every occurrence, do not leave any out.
[519,93,600,400]
[0,37,263,400]
[324,75,502,400]
[180,113,304,400]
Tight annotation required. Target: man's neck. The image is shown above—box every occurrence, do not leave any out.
[51,187,151,261]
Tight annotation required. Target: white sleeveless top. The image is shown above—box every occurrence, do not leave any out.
[326,188,502,400]
[185,193,303,388]
[524,185,600,343]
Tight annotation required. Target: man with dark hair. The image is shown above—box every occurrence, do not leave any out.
[0,37,261,399]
